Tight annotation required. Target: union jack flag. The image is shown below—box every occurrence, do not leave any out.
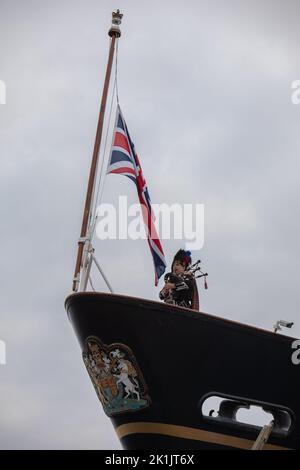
[107,105,166,285]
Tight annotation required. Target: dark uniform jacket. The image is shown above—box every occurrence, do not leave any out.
[159,272,195,309]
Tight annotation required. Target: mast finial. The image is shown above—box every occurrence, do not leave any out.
[109,9,123,38]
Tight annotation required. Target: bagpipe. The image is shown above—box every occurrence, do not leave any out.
[164,260,208,290]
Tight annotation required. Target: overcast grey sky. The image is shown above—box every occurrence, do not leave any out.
[0,0,300,449]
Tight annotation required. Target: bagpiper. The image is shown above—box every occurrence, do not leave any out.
[159,249,200,310]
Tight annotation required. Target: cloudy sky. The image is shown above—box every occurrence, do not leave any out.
[0,0,300,449]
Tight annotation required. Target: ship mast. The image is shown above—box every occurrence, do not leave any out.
[72,10,123,292]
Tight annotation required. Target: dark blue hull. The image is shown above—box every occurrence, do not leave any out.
[65,292,299,450]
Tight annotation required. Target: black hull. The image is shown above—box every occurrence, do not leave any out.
[65,292,299,450]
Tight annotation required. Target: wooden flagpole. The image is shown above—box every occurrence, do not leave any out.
[72,10,123,291]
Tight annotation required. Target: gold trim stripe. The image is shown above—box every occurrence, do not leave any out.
[116,422,291,450]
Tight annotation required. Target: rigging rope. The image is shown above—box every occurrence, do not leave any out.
[90,79,116,226]
[89,275,96,292]
[115,39,120,105]
[80,38,120,294]
[90,38,120,237]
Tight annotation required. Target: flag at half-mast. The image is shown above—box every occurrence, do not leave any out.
[107,105,166,285]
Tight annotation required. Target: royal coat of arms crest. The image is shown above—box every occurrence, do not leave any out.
[83,336,150,416]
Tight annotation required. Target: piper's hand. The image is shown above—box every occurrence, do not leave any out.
[165,282,175,290]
